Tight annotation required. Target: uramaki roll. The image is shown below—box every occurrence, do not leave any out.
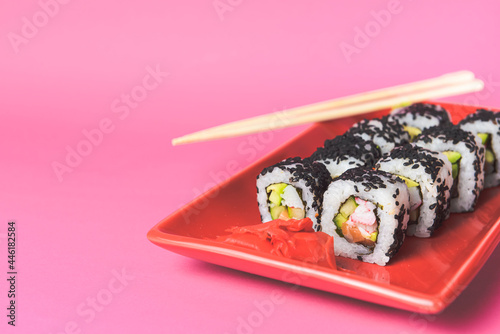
[321,168,410,266]
[459,108,500,188]
[414,125,485,213]
[390,103,452,141]
[376,144,453,237]
[256,157,331,230]
[308,134,381,179]
[345,115,410,154]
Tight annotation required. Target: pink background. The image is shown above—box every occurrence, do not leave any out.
[1,0,500,333]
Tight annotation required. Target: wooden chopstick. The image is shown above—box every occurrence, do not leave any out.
[172,72,481,146]
[185,71,474,134]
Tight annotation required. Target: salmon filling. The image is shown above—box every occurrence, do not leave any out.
[334,196,378,248]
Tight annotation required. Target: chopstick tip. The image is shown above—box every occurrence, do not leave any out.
[470,78,484,91]
[442,70,475,81]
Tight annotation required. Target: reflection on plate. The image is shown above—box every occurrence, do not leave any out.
[148,102,500,314]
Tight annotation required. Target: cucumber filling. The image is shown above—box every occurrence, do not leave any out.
[266,183,305,220]
[443,151,461,199]
[333,196,379,249]
[403,125,422,142]
[478,133,496,174]
[396,175,422,225]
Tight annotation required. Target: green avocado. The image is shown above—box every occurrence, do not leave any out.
[451,163,459,179]
[403,125,422,141]
[443,151,462,164]
[266,183,288,194]
[392,101,412,109]
[340,196,358,217]
[486,149,495,163]
[478,133,490,145]
[266,183,288,206]
[333,213,348,231]
[270,206,286,220]
[268,191,281,206]
[396,175,419,188]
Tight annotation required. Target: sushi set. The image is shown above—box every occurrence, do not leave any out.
[148,101,500,313]
[255,103,494,266]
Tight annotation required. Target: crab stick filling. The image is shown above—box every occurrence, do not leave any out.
[333,196,378,248]
[266,183,305,220]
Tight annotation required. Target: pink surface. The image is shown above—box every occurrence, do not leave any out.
[1,1,500,333]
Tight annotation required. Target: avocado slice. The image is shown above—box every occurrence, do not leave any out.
[266,183,288,193]
[340,196,358,217]
[268,191,281,206]
[392,101,412,109]
[369,231,378,242]
[486,149,495,163]
[442,151,461,178]
[403,125,422,141]
[478,133,490,145]
[396,175,419,188]
[266,183,288,206]
[451,163,459,179]
[333,213,348,233]
[443,151,462,164]
[270,206,286,220]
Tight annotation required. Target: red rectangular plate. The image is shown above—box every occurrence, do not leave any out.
[148,102,500,314]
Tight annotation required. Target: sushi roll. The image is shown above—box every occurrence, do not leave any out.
[307,134,381,179]
[345,115,410,154]
[459,108,500,188]
[321,168,410,266]
[414,125,485,213]
[376,144,453,237]
[390,103,452,141]
[256,157,331,230]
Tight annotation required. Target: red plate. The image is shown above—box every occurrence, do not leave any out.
[148,102,500,314]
